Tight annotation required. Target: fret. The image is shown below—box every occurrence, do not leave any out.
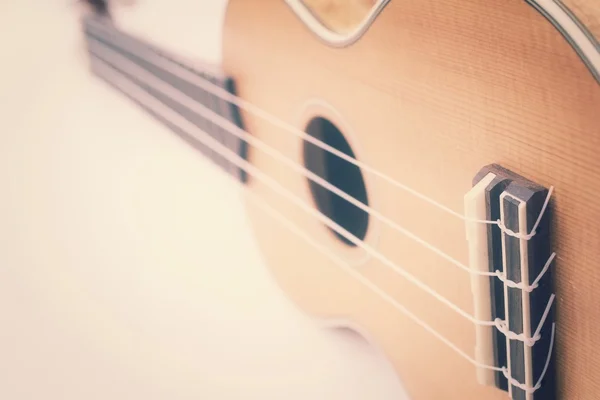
[223,78,248,183]
[207,75,224,170]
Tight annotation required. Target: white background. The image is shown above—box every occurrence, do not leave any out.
[0,1,408,399]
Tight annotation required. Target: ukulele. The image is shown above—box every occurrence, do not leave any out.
[79,1,600,399]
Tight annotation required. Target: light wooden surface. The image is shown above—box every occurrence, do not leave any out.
[224,0,600,399]
[564,0,600,39]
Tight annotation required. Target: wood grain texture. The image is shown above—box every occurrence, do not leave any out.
[223,0,600,398]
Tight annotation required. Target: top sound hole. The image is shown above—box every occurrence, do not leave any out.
[303,117,369,247]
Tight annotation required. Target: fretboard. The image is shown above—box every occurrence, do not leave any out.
[82,15,248,183]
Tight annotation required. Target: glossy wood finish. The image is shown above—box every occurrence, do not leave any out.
[223,1,599,398]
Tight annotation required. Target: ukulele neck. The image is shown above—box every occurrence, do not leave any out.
[82,15,249,183]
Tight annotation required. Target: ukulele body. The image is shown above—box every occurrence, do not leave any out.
[221,1,600,399]
[80,0,599,398]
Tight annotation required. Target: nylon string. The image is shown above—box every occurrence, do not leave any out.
[85,17,555,241]
[86,34,556,296]
[88,56,557,394]
[87,43,556,348]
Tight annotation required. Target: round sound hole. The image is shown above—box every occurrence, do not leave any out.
[303,117,369,247]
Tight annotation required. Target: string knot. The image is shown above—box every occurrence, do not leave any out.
[493,318,541,347]
[492,252,556,292]
[497,323,556,395]
[501,367,542,394]
[494,270,538,293]
[496,219,536,240]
